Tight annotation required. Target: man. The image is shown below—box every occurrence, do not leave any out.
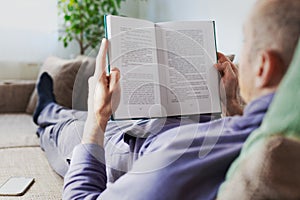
[33,0,300,199]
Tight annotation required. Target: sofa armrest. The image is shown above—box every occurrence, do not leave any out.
[0,80,35,113]
[218,135,300,200]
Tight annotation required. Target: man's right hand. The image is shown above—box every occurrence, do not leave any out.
[82,38,120,146]
[214,52,244,116]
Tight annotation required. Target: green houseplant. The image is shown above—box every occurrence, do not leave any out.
[58,0,126,55]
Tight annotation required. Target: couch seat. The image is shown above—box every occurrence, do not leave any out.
[0,114,64,199]
[0,114,38,148]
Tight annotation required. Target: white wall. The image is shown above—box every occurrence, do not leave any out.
[0,0,255,79]
[0,0,139,62]
[138,0,256,61]
[0,0,139,80]
[0,0,58,62]
[120,0,140,17]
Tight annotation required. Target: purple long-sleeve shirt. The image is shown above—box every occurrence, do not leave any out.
[63,93,274,200]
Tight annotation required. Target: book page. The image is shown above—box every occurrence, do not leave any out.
[106,16,162,119]
[156,21,221,116]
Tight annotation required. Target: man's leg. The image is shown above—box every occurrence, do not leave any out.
[33,73,88,176]
[103,115,214,183]
[37,103,87,177]
[34,73,213,179]
[36,102,186,179]
[37,102,146,178]
[34,73,140,178]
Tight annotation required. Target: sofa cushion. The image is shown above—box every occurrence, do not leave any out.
[0,147,63,199]
[0,114,38,148]
[218,135,300,200]
[72,56,96,111]
[26,57,82,114]
[0,80,35,113]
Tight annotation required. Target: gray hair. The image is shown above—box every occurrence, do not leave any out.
[250,0,300,69]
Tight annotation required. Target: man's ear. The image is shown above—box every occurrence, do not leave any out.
[255,50,281,88]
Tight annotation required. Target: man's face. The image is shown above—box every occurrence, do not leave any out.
[238,19,256,103]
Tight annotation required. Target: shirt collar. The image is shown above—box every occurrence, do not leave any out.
[229,93,275,131]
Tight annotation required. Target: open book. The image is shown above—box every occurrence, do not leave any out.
[105,15,221,120]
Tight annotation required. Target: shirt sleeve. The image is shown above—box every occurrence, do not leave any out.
[63,144,107,200]
[63,120,250,200]
[63,143,159,200]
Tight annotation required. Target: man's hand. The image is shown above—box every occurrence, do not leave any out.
[214,52,244,116]
[82,38,120,146]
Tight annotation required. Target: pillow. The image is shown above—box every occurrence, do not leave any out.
[72,56,96,111]
[218,135,300,200]
[0,80,35,113]
[26,57,82,114]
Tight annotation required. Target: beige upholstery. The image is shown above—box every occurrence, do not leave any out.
[0,56,96,199]
[0,63,66,199]
[0,147,63,199]
[72,56,96,111]
[26,56,96,114]
[0,114,38,148]
[0,114,64,199]
[26,56,82,114]
[218,135,300,200]
[0,80,35,113]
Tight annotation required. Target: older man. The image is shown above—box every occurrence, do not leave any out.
[33,0,300,199]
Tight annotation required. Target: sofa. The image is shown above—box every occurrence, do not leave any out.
[0,80,63,199]
[2,49,299,199]
[0,56,95,199]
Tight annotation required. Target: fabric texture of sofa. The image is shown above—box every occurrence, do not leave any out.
[0,84,63,199]
[0,56,95,199]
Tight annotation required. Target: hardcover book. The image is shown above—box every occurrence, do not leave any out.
[105,15,221,120]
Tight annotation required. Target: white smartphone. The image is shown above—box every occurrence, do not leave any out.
[0,177,34,196]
